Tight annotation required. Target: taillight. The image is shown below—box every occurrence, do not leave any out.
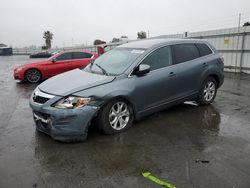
[219,56,224,71]
[219,56,224,64]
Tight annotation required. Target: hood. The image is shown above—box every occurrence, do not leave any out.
[38,69,115,96]
[27,61,49,66]
[17,60,49,69]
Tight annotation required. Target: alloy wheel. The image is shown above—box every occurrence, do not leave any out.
[26,69,41,83]
[203,81,216,102]
[109,101,130,130]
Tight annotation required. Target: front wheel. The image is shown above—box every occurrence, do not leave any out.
[197,77,217,105]
[97,99,134,135]
[25,69,42,83]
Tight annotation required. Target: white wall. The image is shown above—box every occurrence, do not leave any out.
[154,26,250,73]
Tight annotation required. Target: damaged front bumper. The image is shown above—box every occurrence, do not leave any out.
[29,96,98,142]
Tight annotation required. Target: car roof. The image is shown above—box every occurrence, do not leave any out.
[60,50,94,54]
[117,38,208,50]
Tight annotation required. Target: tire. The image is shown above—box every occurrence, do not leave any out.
[197,77,217,105]
[97,99,134,135]
[25,68,42,83]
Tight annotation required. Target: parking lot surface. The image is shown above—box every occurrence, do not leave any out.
[0,56,250,188]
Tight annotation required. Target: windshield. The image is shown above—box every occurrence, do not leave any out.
[85,48,145,75]
[48,51,61,61]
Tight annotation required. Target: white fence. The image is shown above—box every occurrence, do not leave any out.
[13,26,250,73]
[12,42,122,55]
[153,26,250,74]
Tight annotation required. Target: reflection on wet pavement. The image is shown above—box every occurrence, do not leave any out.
[0,56,250,188]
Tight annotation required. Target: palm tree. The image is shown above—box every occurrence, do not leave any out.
[43,31,53,49]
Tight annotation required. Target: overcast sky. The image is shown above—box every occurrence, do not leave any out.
[0,0,250,48]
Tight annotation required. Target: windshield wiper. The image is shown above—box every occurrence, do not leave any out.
[88,60,94,72]
[94,63,109,76]
[90,60,95,67]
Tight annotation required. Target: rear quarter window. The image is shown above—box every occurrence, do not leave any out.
[56,52,72,61]
[73,52,92,59]
[196,43,213,56]
[171,44,200,64]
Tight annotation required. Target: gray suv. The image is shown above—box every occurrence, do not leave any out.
[30,39,224,142]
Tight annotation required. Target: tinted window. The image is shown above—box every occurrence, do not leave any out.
[196,43,213,56]
[142,46,172,71]
[73,52,92,59]
[56,52,72,61]
[171,44,200,64]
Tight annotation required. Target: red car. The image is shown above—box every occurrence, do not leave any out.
[14,50,98,83]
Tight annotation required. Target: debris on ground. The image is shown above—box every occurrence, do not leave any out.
[195,159,210,163]
[142,172,176,188]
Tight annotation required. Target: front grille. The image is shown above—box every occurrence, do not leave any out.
[34,95,50,104]
[32,89,54,104]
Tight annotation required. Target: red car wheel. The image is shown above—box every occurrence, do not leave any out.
[25,69,42,83]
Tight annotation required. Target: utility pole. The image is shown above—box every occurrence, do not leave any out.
[148,30,150,38]
[238,13,241,31]
[235,13,241,73]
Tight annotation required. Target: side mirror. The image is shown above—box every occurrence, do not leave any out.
[51,58,57,62]
[135,64,150,76]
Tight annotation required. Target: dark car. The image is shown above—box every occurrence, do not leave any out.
[29,38,224,142]
[0,47,12,56]
[29,51,53,58]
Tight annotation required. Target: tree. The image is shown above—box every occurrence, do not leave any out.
[112,37,120,43]
[93,39,106,45]
[0,43,7,48]
[137,31,147,39]
[43,31,53,49]
[243,22,250,27]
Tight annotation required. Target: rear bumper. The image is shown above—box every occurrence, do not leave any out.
[30,100,98,142]
[218,73,224,88]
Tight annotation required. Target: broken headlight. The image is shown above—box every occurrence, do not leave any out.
[53,96,91,109]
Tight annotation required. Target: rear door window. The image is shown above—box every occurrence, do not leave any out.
[196,43,213,56]
[56,52,72,61]
[142,46,172,71]
[171,44,200,64]
[73,52,92,59]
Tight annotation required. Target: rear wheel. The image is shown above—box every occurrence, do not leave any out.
[97,99,134,135]
[197,77,217,105]
[25,69,42,83]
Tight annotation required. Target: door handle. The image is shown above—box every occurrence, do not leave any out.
[168,72,176,77]
[202,62,208,67]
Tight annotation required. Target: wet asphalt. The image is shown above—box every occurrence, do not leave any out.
[0,56,250,188]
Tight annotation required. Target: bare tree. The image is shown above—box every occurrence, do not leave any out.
[43,31,53,49]
[137,31,147,39]
[111,37,120,43]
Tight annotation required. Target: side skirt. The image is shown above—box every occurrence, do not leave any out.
[136,92,198,120]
